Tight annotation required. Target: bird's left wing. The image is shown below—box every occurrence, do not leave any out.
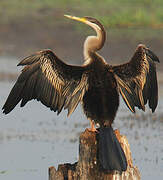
[111,44,159,113]
[2,50,89,116]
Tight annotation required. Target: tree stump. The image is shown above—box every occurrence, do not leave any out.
[49,129,141,180]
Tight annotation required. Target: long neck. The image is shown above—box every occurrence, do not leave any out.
[83,24,106,61]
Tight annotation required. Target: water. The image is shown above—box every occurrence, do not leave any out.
[0,57,163,180]
[0,57,19,73]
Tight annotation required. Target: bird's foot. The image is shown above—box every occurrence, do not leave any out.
[88,126,98,132]
[88,119,98,132]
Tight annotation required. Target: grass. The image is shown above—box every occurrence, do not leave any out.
[0,0,163,28]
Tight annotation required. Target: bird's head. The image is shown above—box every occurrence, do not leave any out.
[64,15,104,33]
[64,15,106,57]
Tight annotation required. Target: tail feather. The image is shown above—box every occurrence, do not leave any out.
[98,127,127,173]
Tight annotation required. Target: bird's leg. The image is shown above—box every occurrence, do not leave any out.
[88,119,98,132]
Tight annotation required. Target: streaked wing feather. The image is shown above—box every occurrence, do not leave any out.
[3,82,25,114]
[20,72,37,107]
[67,75,88,116]
[118,84,135,113]
[143,57,158,112]
[112,44,159,113]
[2,50,88,115]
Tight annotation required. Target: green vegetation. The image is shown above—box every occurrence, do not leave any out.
[0,0,163,28]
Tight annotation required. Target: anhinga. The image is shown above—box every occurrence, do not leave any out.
[2,15,159,173]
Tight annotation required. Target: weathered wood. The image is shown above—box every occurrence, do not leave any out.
[49,129,141,180]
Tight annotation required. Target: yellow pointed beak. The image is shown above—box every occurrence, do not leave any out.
[64,15,86,23]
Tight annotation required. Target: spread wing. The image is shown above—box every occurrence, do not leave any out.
[2,50,89,116]
[112,44,159,113]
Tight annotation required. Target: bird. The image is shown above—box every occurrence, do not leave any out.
[2,15,159,173]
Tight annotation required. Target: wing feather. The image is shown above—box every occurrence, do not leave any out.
[112,44,159,113]
[2,49,88,115]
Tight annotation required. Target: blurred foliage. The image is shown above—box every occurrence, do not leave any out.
[0,0,163,28]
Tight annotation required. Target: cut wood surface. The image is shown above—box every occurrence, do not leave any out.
[49,129,141,180]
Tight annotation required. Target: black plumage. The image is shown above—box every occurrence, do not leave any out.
[2,15,159,173]
[98,127,127,172]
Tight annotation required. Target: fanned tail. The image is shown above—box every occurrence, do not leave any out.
[98,127,127,173]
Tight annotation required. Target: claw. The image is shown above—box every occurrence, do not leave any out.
[88,119,98,132]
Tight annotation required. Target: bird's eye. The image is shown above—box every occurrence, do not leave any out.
[84,17,96,23]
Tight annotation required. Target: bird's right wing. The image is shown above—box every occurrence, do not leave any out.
[2,50,89,116]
